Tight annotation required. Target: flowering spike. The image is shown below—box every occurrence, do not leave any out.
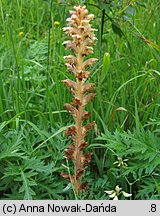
[61,4,98,195]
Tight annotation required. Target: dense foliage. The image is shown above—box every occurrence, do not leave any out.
[0,0,159,200]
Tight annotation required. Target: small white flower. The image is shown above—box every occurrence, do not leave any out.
[109,192,116,198]
[114,157,128,168]
[115,185,122,193]
[122,191,132,197]
[113,196,118,200]
[104,190,114,195]
[105,185,132,200]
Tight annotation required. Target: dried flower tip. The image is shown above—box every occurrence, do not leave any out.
[80,181,88,192]
[82,111,90,120]
[81,152,93,165]
[72,34,82,41]
[86,14,94,20]
[64,103,78,117]
[64,55,77,64]
[63,27,78,35]
[68,144,75,150]
[83,93,96,106]
[82,47,94,56]
[83,83,95,93]
[74,5,88,17]
[75,71,91,80]
[65,63,76,73]
[71,97,82,106]
[84,121,95,132]
[64,126,77,137]
[69,10,75,15]
[80,20,90,26]
[66,17,76,25]
[76,168,85,179]
[62,79,77,89]
[79,141,88,151]
[82,58,98,70]
[63,40,77,53]
[64,148,75,159]
[60,172,70,180]
[82,122,95,137]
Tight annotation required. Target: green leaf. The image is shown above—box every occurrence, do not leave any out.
[19,170,36,200]
[32,126,67,152]
[126,6,136,16]
[62,183,72,192]
[99,2,109,11]
[112,22,123,37]
[100,52,110,84]
[0,133,25,160]
[136,1,146,8]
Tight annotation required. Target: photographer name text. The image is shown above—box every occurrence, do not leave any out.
[3,203,116,214]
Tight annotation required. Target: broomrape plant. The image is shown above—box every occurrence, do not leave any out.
[61,5,98,195]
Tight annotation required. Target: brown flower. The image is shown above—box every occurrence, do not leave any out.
[62,4,98,195]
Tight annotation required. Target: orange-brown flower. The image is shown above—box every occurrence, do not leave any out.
[61,5,98,195]
[63,5,98,77]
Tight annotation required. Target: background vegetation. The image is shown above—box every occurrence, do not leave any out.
[0,0,160,199]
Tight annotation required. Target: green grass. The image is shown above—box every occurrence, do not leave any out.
[0,0,160,199]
